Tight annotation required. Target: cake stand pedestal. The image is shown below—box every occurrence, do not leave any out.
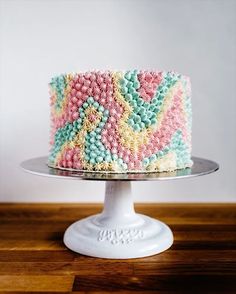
[21,156,219,259]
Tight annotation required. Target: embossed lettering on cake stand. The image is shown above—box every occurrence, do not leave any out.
[98,228,144,244]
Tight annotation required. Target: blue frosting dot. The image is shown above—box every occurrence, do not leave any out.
[98,106,104,112]
[90,158,96,164]
[143,158,149,166]
[96,156,103,163]
[105,155,112,162]
[87,97,94,104]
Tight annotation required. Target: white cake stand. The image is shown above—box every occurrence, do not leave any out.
[21,156,219,259]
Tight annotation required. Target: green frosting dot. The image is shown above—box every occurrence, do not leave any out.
[87,97,94,104]
[150,154,157,161]
[125,93,132,101]
[144,119,151,127]
[152,98,158,104]
[118,158,123,165]
[90,152,97,158]
[96,156,103,163]
[89,158,96,164]
[120,86,128,94]
[141,114,148,121]
[105,150,110,156]
[99,122,105,128]
[124,72,131,80]
[90,137,96,144]
[112,154,118,160]
[139,122,145,128]
[105,155,112,162]
[133,124,140,132]
[100,146,105,152]
[119,78,127,86]
[143,158,150,166]
[158,151,164,157]
[134,115,141,123]
[130,100,137,108]
[133,81,140,89]
[83,102,89,109]
[90,144,96,151]
[128,87,135,94]
[93,102,99,109]
[123,163,128,170]
[98,105,104,112]
[128,118,134,126]
[133,93,139,100]
[151,118,157,125]
[90,131,96,137]
[104,109,109,117]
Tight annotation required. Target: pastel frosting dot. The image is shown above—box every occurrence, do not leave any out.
[96,156,103,163]
[87,97,94,104]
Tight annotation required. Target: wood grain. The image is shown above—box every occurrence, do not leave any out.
[0,203,235,293]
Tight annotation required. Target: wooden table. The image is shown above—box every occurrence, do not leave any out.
[0,203,235,293]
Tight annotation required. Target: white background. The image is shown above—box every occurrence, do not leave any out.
[0,0,235,202]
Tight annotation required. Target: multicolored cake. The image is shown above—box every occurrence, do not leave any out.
[48,70,192,173]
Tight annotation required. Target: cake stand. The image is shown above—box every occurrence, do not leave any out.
[21,156,219,259]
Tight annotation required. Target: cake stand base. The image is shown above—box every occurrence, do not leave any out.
[21,156,219,259]
[64,181,173,259]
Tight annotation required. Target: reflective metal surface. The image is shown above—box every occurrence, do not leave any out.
[21,156,219,181]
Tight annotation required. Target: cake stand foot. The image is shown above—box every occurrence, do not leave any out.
[63,181,173,259]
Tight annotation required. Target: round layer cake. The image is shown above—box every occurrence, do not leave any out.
[48,70,192,173]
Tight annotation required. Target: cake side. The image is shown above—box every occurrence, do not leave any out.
[48,70,192,173]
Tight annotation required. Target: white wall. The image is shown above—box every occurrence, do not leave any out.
[0,0,235,203]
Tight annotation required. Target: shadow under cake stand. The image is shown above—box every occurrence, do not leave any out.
[21,156,219,259]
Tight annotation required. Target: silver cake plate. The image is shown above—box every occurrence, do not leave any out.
[21,156,218,181]
[21,156,219,259]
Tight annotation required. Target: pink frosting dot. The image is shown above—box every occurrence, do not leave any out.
[81,86,88,93]
[76,91,82,99]
[84,80,91,87]
[101,83,107,91]
[72,112,79,120]
[93,94,99,101]
[106,123,112,129]
[85,72,91,79]
[100,98,106,105]
[111,148,117,154]
[71,106,77,112]
[77,100,83,107]
[105,142,111,149]
[79,76,85,84]
[102,129,108,135]
[67,161,72,168]
[87,88,93,96]
[94,87,100,95]
[101,91,107,99]
[72,96,78,104]
[128,162,135,170]
[75,83,81,90]
[97,76,103,85]
[90,74,96,81]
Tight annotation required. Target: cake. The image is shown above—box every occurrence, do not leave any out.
[48,70,192,173]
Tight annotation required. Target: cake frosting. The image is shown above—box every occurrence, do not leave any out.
[48,70,192,173]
